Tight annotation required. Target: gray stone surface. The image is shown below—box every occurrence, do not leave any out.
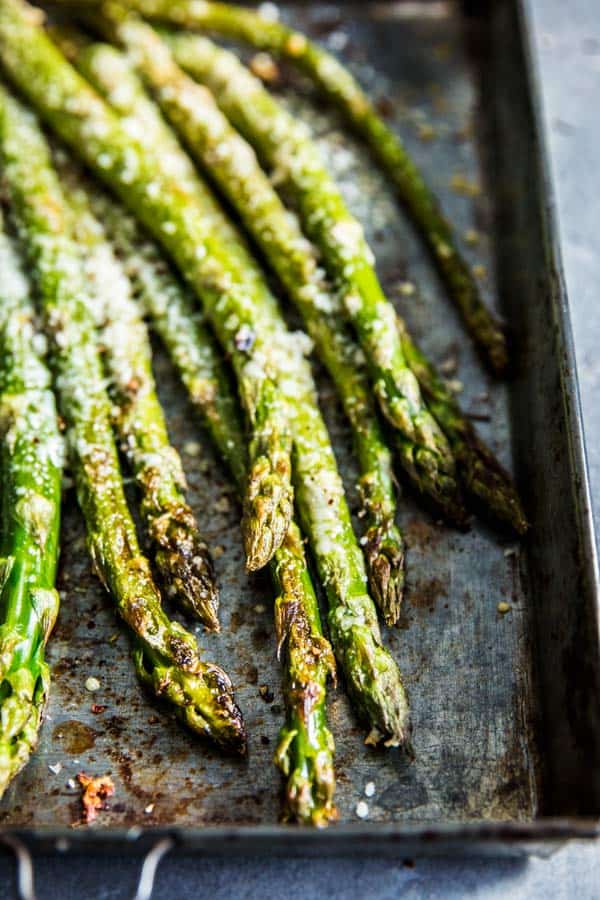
[528,0,600,540]
[3,0,600,894]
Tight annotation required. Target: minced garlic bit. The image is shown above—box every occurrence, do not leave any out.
[450,173,481,197]
[417,122,436,142]
[286,33,307,56]
[214,496,231,514]
[250,52,280,84]
[85,676,101,693]
[183,440,201,457]
[364,781,375,798]
[439,355,458,375]
[355,801,369,819]
[144,803,155,815]
[464,228,480,245]
[48,762,62,776]
[445,378,464,395]
[398,280,416,297]
[497,601,511,615]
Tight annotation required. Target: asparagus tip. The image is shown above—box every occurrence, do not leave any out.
[243,487,294,572]
[487,330,510,379]
[134,648,247,754]
[363,520,405,627]
[154,522,221,631]
[456,439,529,537]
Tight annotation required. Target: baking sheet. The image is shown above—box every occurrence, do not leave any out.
[0,0,597,852]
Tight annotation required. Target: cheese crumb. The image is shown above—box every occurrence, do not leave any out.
[355,801,369,819]
[258,2,280,20]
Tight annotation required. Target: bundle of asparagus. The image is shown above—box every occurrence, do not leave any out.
[127,0,508,376]
[0,0,528,824]
[95,197,338,826]
[0,85,247,755]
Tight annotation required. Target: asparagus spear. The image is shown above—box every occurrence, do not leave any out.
[163,34,527,536]
[56,157,220,630]
[0,84,246,753]
[0,2,293,574]
[88,189,337,826]
[396,319,528,534]
[0,213,62,797]
[128,0,508,375]
[85,17,404,623]
[0,1,410,748]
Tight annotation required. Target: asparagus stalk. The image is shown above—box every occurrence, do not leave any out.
[163,34,527,536]
[87,16,404,623]
[88,189,337,825]
[396,320,528,534]
[56,157,220,630]
[128,0,508,375]
[0,1,410,749]
[158,31,465,523]
[0,2,294,574]
[0,84,246,753]
[0,213,63,796]
[282,340,411,748]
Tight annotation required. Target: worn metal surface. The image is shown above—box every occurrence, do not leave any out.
[0,0,597,852]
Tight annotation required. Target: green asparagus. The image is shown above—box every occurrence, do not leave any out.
[159,31,465,523]
[91,13,404,622]
[0,84,246,753]
[280,337,411,747]
[0,213,62,796]
[57,157,220,629]
[162,33,526,534]
[92,24,411,740]
[0,0,410,749]
[0,2,294,574]
[129,0,508,375]
[88,190,337,825]
[396,319,528,534]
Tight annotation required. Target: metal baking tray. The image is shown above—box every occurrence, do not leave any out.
[0,0,598,865]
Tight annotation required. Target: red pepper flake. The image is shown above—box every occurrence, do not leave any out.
[77,772,115,823]
[91,704,107,715]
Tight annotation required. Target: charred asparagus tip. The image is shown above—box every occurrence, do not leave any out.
[243,458,294,572]
[363,520,405,627]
